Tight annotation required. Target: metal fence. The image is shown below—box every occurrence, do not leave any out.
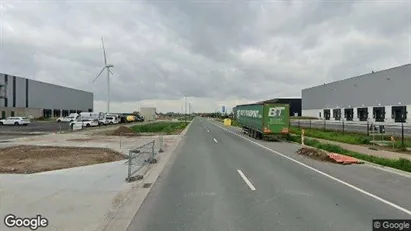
[290,119,409,145]
[125,136,165,182]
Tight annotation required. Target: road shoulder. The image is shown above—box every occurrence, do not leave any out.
[100,121,193,231]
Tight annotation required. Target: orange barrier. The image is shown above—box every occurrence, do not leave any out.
[327,153,363,165]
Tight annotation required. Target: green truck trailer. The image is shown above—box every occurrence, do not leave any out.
[235,103,290,139]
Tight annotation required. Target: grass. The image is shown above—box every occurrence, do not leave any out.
[131,122,188,135]
[290,127,411,149]
[288,135,411,173]
[290,116,319,120]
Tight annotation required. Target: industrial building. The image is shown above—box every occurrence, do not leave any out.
[302,64,411,124]
[140,107,157,121]
[0,73,94,119]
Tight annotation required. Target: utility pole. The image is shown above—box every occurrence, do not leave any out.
[184,95,187,124]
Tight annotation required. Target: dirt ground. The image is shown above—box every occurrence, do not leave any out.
[0,145,126,174]
[297,147,333,162]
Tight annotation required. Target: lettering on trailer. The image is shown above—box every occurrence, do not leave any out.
[237,109,262,118]
[268,107,285,117]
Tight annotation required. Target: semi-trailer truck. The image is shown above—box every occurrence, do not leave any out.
[236,103,290,139]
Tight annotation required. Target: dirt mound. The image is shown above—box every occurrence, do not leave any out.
[110,126,137,136]
[297,147,332,162]
[0,145,126,174]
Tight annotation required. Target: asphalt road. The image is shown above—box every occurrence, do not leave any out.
[291,120,411,137]
[0,121,70,133]
[127,118,411,231]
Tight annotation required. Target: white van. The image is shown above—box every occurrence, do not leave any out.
[56,113,79,123]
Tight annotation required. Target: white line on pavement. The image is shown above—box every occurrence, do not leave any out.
[237,169,256,191]
[213,138,218,143]
[207,130,210,132]
[211,122,411,216]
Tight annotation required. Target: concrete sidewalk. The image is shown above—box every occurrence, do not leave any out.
[0,132,181,231]
[307,137,411,161]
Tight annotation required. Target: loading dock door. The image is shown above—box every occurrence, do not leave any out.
[392,106,406,123]
[357,108,368,121]
[344,108,354,121]
[323,109,331,120]
[373,107,385,122]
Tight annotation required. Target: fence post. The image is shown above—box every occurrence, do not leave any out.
[323,119,326,131]
[301,129,305,148]
[309,120,311,129]
[127,150,132,182]
[120,132,122,149]
[159,135,164,153]
[367,120,369,136]
[152,141,155,161]
[342,120,345,135]
[298,119,300,128]
[402,122,405,147]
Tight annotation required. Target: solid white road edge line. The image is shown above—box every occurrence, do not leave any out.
[237,169,256,191]
[211,122,411,216]
[213,138,218,143]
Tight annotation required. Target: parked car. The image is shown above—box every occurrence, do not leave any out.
[136,115,144,122]
[105,116,117,125]
[69,119,99,129]
[0,117,31,126]
[56,113,79,123]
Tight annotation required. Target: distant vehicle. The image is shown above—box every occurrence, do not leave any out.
[136,115,144,122]
[126,115,136,122]
[78,112,103,121]
[69,119,99,129]
[0,117,31,126]
[56,113,79,123]
[236,103,290,139]
[104,116,117,125]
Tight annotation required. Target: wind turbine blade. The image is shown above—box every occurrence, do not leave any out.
[101,37,107,66]
[92,67,106,83]
[109,69,114,75]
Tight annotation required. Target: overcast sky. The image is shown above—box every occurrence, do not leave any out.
[0,0,409,113]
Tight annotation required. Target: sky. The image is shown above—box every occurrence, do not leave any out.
[0,0,410,113]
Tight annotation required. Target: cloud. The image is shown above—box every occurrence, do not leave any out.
[0,0,409,112]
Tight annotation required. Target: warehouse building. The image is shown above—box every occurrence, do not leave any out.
[302,64,411,124]
[0,73,93,119]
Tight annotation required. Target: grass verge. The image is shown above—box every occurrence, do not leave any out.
[288,135,411,173]
[290,127,411,150]
[290,116,319,120]
[131,122,188,135]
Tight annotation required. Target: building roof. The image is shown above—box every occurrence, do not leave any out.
[302,63,411,91]
[255,98,301,104]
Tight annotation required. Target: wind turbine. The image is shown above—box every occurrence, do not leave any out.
[92,37,114,114]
